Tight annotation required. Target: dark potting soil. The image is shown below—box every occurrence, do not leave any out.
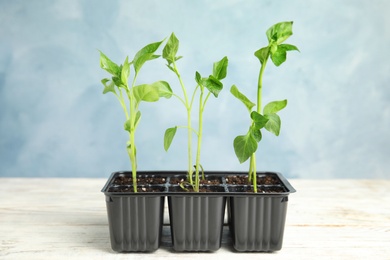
[108,185,164,193]
[228,185,287,193]
[108,173,286,193]
[170,176,222,185]
[225,174,281,186]
[113,175,167,185]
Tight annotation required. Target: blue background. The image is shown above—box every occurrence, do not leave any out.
[1,0,389,179]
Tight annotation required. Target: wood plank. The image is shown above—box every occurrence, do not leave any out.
[1,178,389,259]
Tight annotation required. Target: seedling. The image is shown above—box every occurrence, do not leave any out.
[231,21,299,192]
[163,33,228,192]
[99,39,172,192]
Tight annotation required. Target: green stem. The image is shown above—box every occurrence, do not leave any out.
[194,89,205,192]
[251,154,257,192]
[115,87,137,192]
[128,130,137,192]
[128,74,141,193]
[257,59,268,115]
[252,56,268,193]
[248,154,253,182]
[173,63,193,186]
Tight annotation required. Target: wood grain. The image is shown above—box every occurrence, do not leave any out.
[1,178,389,259]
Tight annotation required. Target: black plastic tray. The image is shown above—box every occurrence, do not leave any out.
[101,171,296,252]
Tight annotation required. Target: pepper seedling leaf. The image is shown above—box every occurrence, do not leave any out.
[133,84,160,103]
[124,118,131,133]
[212,56,228,80]
[230,85,255,113]
[233,129,258,163]
[203,75,223,98]
[153,80,173,99]
[254,46,270,65]
[266,21,294,45]
[133,40,164,73]
[250,125,262,143]
[121,56,130,86]
[263,99,287,115]
[163,33,179,65]
[250,111,269,130]
[101,78,116,94]
[270,44,299,66]
[164,126,177,151]
[134,111,141,129]
[195,71,202,85]
[264,113,282,136]
[133,81,172,103]
[99,51,121,76]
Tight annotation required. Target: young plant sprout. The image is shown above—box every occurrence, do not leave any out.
[162,33,228,192]
[231,21,299,192]
[99,39,172,192]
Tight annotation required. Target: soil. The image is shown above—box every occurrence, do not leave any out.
[170,176,222,185]
[107,173,286,193]
[113,175,167,185]
[108,186,164,193]
[188,186,219,192]
[229,185,287,193]
[225,174,281,186]
[174,185,223,193]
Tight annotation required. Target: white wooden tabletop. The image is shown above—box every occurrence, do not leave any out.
[1,178,389,259]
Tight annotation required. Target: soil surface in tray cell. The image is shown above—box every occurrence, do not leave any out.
[225,174,282,186]
[113,175,167,186]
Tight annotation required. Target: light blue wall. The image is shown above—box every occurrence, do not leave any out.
[1,0,389,178]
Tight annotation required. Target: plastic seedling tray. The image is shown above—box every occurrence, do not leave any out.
[102,171,295,252]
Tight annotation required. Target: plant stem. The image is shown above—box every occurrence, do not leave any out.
[128,74,140,192]
[194,89,205,192]
[173,63,193,186]
[251,56,269,193]
[249,154,257,191]
[128,130,137,192]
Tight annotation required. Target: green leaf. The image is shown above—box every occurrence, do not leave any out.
[264,113,281,136]
[99,51,120,76]
[133,81,173,103]
[164,127,177,151]
[133,84,160,103]
[112,76,123,88]
[203,75,223,97]
[250,111,269,130]
[195,71,202,85]
[166,64,176,73]
[266,21,294,45]
[124,118,131,132]
[101,78,116,94]
[134,111,141,128]
[251,126,262,143]
[270,44,299,66]
[126,142,137,156]
[233,129,258,163]
[133,39,164,73]
[213,56,228,80]
[279,43,299,52]
[162,33,179,65]
[254,46,270,65]
[230,85,255,113]
[263,100,287,115]
[121,56,130,86]
[124,112,141,133]
[154,81,173,99]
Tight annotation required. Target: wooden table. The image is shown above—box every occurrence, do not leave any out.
[1,178,389,259]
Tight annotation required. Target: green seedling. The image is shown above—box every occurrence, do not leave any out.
[99,39,172,192]
[231,21,299,192]
[162,33,228,192]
